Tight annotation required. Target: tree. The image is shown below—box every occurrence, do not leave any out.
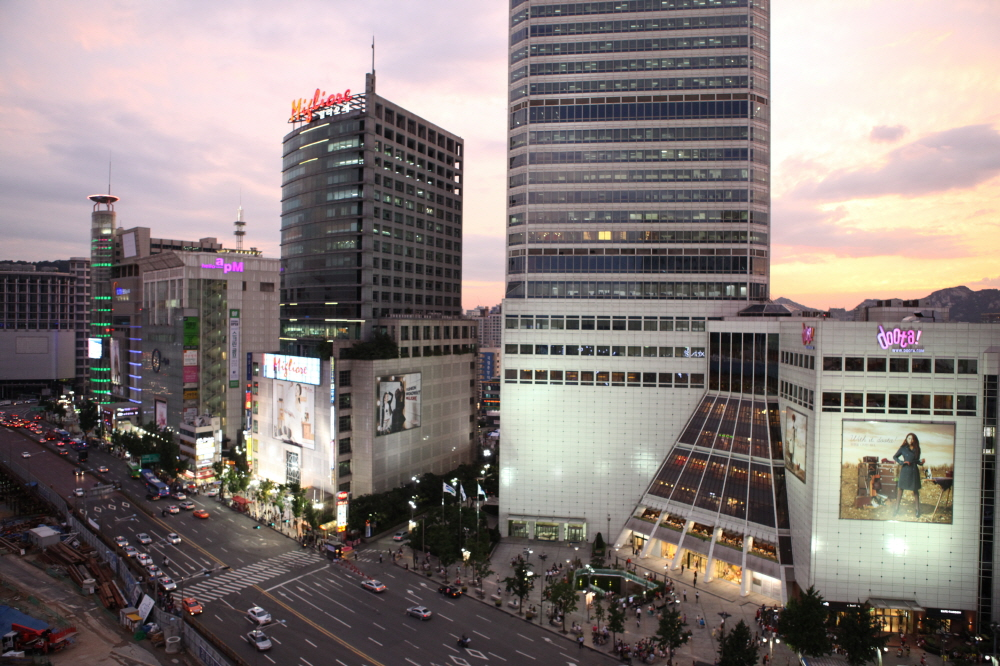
[468,544,494,592]
[655,607,692,666]
[835,604,886,666]
[79,399,100,435]
[606,596,626,645]
[289,483,309,536]
[592,594,606,631]
[778,586,832,658]
[344,332,399,360]
[503,559,534,615]
[544,577,579,632]
[718,619,759,666]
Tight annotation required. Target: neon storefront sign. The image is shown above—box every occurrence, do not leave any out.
[201,258,244,273]
[877,325,923,351]
[290,88,353,123]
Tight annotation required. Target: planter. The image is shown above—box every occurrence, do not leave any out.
[494,599,502,607]
[525,612,536,620]
[461,586,468,594]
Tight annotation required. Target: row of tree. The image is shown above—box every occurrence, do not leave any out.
[778,586,887,666]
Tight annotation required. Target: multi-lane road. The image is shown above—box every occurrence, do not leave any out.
[0,408,615,666]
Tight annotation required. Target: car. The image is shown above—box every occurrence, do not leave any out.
[97,465,109,473]
[166,532,181,544]
[123,545,138,558]
[438,584,462,598]
[247,629,272,652]
[204,486,219,497]
[166,505,180,515]
[193,509,209,519]
[158,577,177,591]
[361,579,386,593]
[115,536,129,548]
[136,533,152,545]
[145,564,164,579]
[246,606,271,625]
[73,488,84,497]
[181,597,203,615]
[21,452,30,458]
[406,605,433,620]
[393,530,409,542]
[58,449,69,456]
[172,491,187,500]
[179,500,195,510]
[136,553,153,566]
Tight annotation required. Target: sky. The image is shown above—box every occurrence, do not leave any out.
[1,0,998,311]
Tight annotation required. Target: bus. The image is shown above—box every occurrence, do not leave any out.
[126,462,141,479]
[140,469,169,499]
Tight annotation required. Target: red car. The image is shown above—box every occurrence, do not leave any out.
[193,509,210,519]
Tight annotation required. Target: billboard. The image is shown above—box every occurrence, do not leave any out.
[154,400,167,429]
[272,380,315,449]
[228,309,240,388]
[88,337,103,359]
[262,353,321,386]
[840,420,955,524]
[110,338,122,387]
[376,373,421,436]
[783,406,807,483]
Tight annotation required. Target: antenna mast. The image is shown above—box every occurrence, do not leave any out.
[234,205,246,251]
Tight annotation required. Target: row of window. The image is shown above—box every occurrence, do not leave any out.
[821,392,977,416]
[521,14,751,43]
[376,174,460,210]
[376,258,461,275]
[281,202,361,231]
[504,368,706,387]
[374,288,457,303]
[516,75,753,99]
[513,55,754,82]
[374,228,460,250]
[375,105,461,156]
[397,324,475,341]
[398,344,476,358]
[505,343,706,358]
[514,125,765,147]
[781,351,815,370]
[509,208,766,225]
[514,101,757,128]
[374,124,457,166]
[376,271,459,287]
[516,148,754,165]
[510,229,767,245]
[512,36,752,64]
[284,118,362,153]
[375,142,456,183]
[373,241,459,266]
[820,356,978,375]
[375,154,457,196]
[507,280,766,300]
[515,167,753,186]
[506,314,707,331]
[508,254,761,275]
[513,189,754,207]
[779,381,814,411]
[513,0,751,21]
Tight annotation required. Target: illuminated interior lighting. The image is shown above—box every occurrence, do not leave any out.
[298,158,318,165]
[298,139,330,150]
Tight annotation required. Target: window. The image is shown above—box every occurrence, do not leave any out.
[958,359,978,374]
[867,358,886,373]
[338,415,352,432]
[935,359,955,374]
[957,395,977,415]
[504,369,516,381]
[823,357,842,371]
[911,358,931,373]
[822,392,842,411]
[889,358,909,373]
[845,357,864,372]
[338,370,352,387]
[888,394,908,413]
[505,344,518,354]
[866,393,885,412]
[339,393,352,409]
[338,437,352,454]
[911,394,930,414]
[535,345,549,355]
[519,344,533,354]
[934,394,954,414]
[844,392,863,412]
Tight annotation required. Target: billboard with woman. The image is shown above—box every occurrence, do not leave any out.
[375,374,421,436]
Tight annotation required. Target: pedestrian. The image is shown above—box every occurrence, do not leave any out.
[696,590,700,602]
[578,635,584,649]
[693,572,698,587]
[379,553,383,563]
[683,589,687,602]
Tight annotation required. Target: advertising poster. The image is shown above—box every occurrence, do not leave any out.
[183,349,199,384]
[782,407,807,483]
[154,400,167,429]
[272,380,316,449]
[228,309,240,387]
[375,373,421,436]
[87,337,103,359]
[840,420,955,523]
[262,353,321,385]
[110,338,122,387]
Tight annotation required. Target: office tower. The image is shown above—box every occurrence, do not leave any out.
[501,0,770,542]
[88,194,118,403]
[280,74,465,352]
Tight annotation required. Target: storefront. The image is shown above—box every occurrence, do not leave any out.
[713,559,742,585]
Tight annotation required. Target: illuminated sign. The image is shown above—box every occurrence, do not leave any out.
[876,325,924,352]
[115,287,131,296]
[682,347,706,358]
[229,309,240,388]
[262,353,321,386]
[336,491,349,533]
[290,88,353,123]
[201,258,243,273]
[88,338,103,359]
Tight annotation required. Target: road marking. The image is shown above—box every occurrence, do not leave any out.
[473,630,489,639]
[373,622,385,631]
[515,650,537,660]
[438,613,454,622]
[305,639,317,648]
[301,659,315,666]
[214,614,223,622]
[368,637,383,646]
[270,636,282,645]
[517,633,535,642]
[488,652,507,661]
[475,615,492,623]
[405,659,422,666]
[336,661,349,666]
[263,656,275,664]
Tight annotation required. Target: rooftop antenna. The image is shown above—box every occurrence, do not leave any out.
[108,152,112,195]
[234,188,246,251]
[371,35,375,75]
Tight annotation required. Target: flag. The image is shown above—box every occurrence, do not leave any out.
[443,482,456,496]
[477,483,487,498]
[459,485,467,502]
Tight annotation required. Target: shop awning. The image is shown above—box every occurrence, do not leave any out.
[232,496,250,506]
[868,598,924,612]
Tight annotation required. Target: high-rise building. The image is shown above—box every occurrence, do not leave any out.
[88,194,118,403]
[501,0,770,541]
[280,74,465,353]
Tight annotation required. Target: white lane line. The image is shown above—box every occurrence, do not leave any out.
[488,652,508,661]
[263,656,275,664]
[301,659,315,666]
[368,637,383,646]
[263,564,328,592]
[476,614,492,622]
[305,638,317,648]
[405,659,422,666]
[373,622,385,631]
[214,614,224,622]
[517,633,535,642]
[270,636,282,645]
[336,661,349,666]
[473,630,489,639]
[438,613,454,622]
[221,598,234,609]
[515,650,537,660]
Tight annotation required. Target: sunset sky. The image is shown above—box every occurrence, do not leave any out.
[1,0,998,311]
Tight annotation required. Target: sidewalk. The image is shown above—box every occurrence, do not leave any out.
[371,536,949,666]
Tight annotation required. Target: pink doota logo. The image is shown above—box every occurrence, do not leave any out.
[877,325,922,350]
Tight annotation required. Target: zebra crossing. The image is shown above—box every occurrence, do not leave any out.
[182,550,326,602]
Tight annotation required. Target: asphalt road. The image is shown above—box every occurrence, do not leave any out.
[0,409,616,666]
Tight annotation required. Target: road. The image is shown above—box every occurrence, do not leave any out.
[0,408,616,666]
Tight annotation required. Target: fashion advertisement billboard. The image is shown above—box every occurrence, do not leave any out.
[272,380,315,449]
[154,399,167,429]
[839,420,955,524]
[783,406,807,483]
[110,337,122,387]
[375,373,421,436]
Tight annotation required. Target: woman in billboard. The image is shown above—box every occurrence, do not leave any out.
[378,391,394,435]
[892,433,925,518]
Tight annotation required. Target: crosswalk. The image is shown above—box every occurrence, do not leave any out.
[182,550,326,602]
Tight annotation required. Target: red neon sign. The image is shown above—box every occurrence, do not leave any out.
[290,88,352,123]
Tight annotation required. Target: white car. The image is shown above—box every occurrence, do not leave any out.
[123,545,138,558]
[172,492,187,500]
[136,553,153,566]
[20,452,30,458]
[166,505,180,515]
[114,536,129,548]
[166,533,182,545]
[246,606,271,625]
[205,486,219,497]
[179,500,195,510]
[361,579,387,593]
[158,577,177,591]
[73,488,84,497]
[393,531,409,542]
[247,629,272,651]
[145,564,164,579]
[136,533,153,545]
